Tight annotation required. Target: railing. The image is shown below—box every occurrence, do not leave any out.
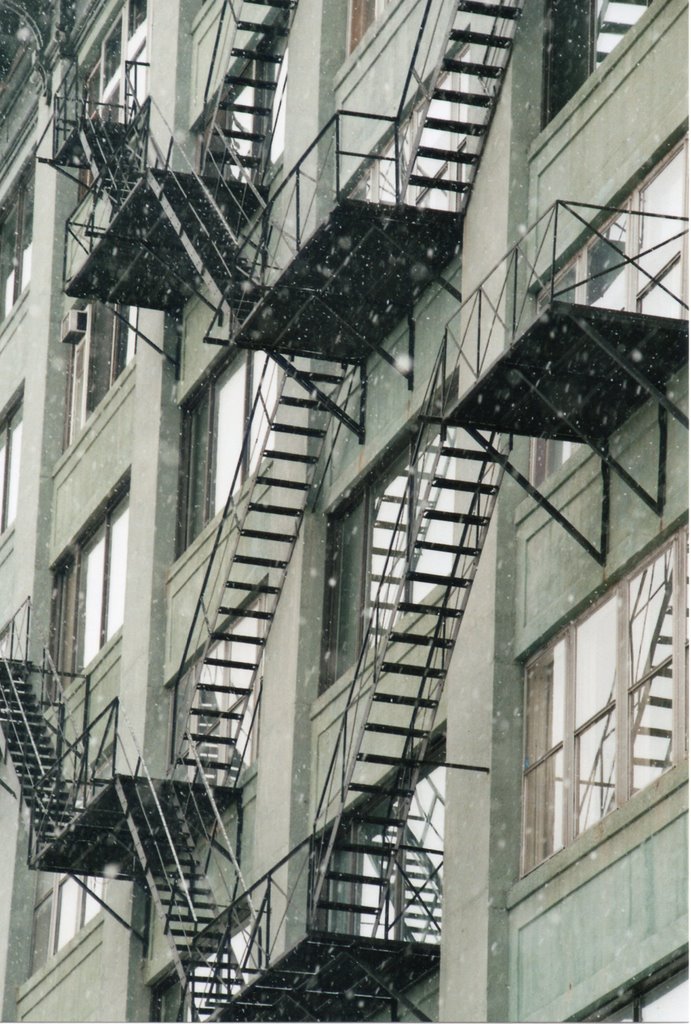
[446,199,689,398]
[190,822,443,1008]
[0,598,31,664]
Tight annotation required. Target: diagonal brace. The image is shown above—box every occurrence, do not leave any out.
[343,951,432,1023]
[465,427,605,565]
[268,351,365,441]
[512,369,666,516]
[68,872,147,944]
[567,312,689,430]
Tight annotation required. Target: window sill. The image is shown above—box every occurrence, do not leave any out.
[508,759,688,911]
[79,627,123,680]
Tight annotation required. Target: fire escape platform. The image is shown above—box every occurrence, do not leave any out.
[234,199,460,361]
[31,774,236,879]
[212,931,440,1022]
[65,169,263,311]
[447,302,688,440]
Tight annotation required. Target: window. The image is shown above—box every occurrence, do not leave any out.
[0,171,33,324]
[178,353,275,551]
[522,532,687,873]
[0,397,22,534]
[52,494,130,674]
[348,0,392,54]
[531,143,687,485]
[85,0,148,118]
[31,873,104,973]
[544,1,653,123]
[323,757,445,941]
[323,437,462,690]
[64,303,137,448]
[596,966,689,1022]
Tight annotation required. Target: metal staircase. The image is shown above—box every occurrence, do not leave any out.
[172,353,354,789]
[201,0,297,192]
[399,0,523,206]
[310,340,504,937]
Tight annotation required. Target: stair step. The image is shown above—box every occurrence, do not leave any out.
[457,0,521,17]
[333,840,395,856]
[364,723,427,738]
[414,540,481,557]
[373,693,438,708]
[409,175,471,194]
[219,100,273,117]
[424,117,487,136]
[349,782,415,797]
[225,580,281,594]
[406,570,471,587]
[233,554,289,568]
[264,449,318,464]
[271,422,325,437]
[355,813,408,828]
[442,57,503,78]
[423,510,489,525]
[190,708,244,721]
[218,606,274,621]
[432,477,497,494]
[204,657,258,671]
[236,20,289,36]
[389,631,454,648]
[224,75,278,92]
[218,128,265,143]
[191,682,251,695]
[256,475,309,490]
[450,27,512,47]
[356,753,427,767]
[210,632,265,645]
[247,502,303,517]
[417,146,478,165]
[381,662,445,678]
[190,733,238,746]
[398,601,463,618]
[231,47,283,64]
[246,0,295,9]
[279,395,321,409]
[441,446,489,461]
[240,528,295,542]
[433,88,492,107]
[326,871,388,886]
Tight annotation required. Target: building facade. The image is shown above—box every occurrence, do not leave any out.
[0,0,687,1020]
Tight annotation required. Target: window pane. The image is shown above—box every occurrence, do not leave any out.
[55,877,81,951]
[325,499,365,684]
[0,435,6,530]
[82,529,106,665]
[214,361,246,514]
[587,215,628,309]
[6,413,22,527]
[641,971,689,1022]
[523,750,564,871]
[630,669,674,793]
[0,203,18,318]
[576,709,616,832]
[186,390,211,544]
[370,469,408,629]
[103,21,122,92]
[31,892,53,973]
[20,175,33,293]
[106,502,129,640]
[525,639,566,764]
[629,547,674,685]
[638,148,686,310]
[575,596,618,727]
[349,0,377,53]
[83,877,104,924]
[128,0,147,38]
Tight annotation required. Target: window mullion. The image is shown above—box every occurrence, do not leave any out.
[616,576,630,804]
[672,532,687,762]
[101,513,112,648]
[563,626,576,844]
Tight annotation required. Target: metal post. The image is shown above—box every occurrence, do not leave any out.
[295,167,301,251]
[335,115,341,201]
[550,203,559,304]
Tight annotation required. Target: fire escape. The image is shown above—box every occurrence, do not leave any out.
[0,0,686,1020]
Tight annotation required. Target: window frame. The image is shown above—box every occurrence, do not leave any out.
[64,303,138,449]
[521,530,687,875]
[30,873,104,974]
[0,394,22,534]
[51,491,130,674]
[0,169,33,325]
[177,352,265,553]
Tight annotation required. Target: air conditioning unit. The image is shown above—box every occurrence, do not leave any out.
[61,307,90,345]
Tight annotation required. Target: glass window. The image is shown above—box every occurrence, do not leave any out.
[30,874,105,974]
[0,171,33,323]
[349,0,377,53]
[522,533,687,873]
[179,353,274,552]
[64,303,138,448]
[0,399,22,533]
[52,495,130,673]
[544,1,653,123]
